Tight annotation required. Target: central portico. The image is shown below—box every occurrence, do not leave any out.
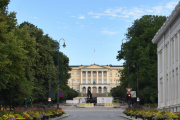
[68,64,123,96]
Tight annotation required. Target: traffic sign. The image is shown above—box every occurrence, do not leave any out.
[59,93,64,98]
[126,88,132,93]
[130,91,136,98]
[137,97,140,101]
[48,97,51,102]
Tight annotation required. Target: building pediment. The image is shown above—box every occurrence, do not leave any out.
[81,64,109,69]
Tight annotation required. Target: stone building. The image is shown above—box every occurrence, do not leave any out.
[68,64,123,96]
[152,1,180,112]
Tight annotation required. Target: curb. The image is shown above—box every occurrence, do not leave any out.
[119,115,142,120]
[50,114,70,120]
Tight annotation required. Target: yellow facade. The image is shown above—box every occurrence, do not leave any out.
[68,64,123,94]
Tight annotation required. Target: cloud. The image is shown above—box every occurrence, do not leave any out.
[166,1,178,9]
[101,29,119,35]
[71,16,76,18]
[87,1,178,20]
[93,16,100,18]
[33,17,38,19]
[29,17,38,19]
[78,16,85,19]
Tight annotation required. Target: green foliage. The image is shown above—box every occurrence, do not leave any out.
[116,15,167,104]
[0,1,75,106]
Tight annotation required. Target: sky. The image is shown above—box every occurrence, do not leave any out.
[8,0,179,65]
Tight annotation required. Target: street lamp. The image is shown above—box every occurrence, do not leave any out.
[121,39,131,108]
[57,38,66,109]
[133,62,139,107]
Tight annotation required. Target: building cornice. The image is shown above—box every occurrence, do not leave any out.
[69,64,123,67]
[152,1,180,44]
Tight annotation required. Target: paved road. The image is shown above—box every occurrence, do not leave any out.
[58,104,129,120]
[62,111,128,120]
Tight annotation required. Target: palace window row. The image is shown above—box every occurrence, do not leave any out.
[71,72,119,77]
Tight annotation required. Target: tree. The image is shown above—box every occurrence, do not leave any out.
[116,15,167,104]
[0,0,75,106]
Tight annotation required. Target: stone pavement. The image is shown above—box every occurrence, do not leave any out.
[50,103,143,120]
[59,103,128,111]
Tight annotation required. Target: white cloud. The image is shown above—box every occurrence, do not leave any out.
[78,16,85,19]
[101,29,119,35]
[33,17,38,19]
[93,16,100,18]
[87,1,178,20]
[166,1,177,9]
[71,16,76,18]
[29,17,38,19]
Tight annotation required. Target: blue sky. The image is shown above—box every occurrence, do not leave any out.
[8,0,179,65]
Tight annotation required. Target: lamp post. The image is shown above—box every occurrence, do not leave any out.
[133,62,139,107]
[57,38,66,109]
[122,39,131,108]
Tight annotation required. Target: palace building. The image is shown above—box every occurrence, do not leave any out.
[152,1,180,112]
[68,64,123,96]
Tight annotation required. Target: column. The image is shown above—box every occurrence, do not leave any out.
[81,71,82,84]
[168,42,170,106]
[97,71,98,84]
[102,87,104,93]
[162,42,165,106]
[170,39,172,105]
[86,71,87,84]
[107,71,109,83]
[91,71,93,84]
[102,71,103,84]
[178,31,180,103]
[158,51,160,107]
[174,36,176,105]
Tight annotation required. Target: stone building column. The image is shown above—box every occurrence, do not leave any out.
[157,51,161,107]
[91,71,93,84]
[97,71,98,84]
[178,31,180,104]
[107,71,109,83]
[168,41,170,106]
[86,71,87,84]
[81,71,82,84]
[102,71,103,84]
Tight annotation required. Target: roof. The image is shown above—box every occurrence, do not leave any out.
[69,64,123,67]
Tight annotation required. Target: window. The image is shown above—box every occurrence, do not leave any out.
[88,73,91,76]
[99,73,101,76]
[77,86,80,90]
[104,73,106,76]
[94,73,96,76]
[77,79,79,83]
[88,79,91,83]
[115,73,118,77]
[104,79,106,83]
[83,79,86,83]
[71,73,74,77]
[110,73,112,77]
[110,79,112,83]
[77,73,79,77]
[83,73,85,77]
[93,79,96,84]
[99,79,101,83]
[71,79,74,83]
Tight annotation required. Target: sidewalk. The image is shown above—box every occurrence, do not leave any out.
[56,103,128,111]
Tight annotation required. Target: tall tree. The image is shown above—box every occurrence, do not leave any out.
[116,15,166,103]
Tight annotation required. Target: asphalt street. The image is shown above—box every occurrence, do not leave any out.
[57,104,130,120]
[62,111,128,120]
